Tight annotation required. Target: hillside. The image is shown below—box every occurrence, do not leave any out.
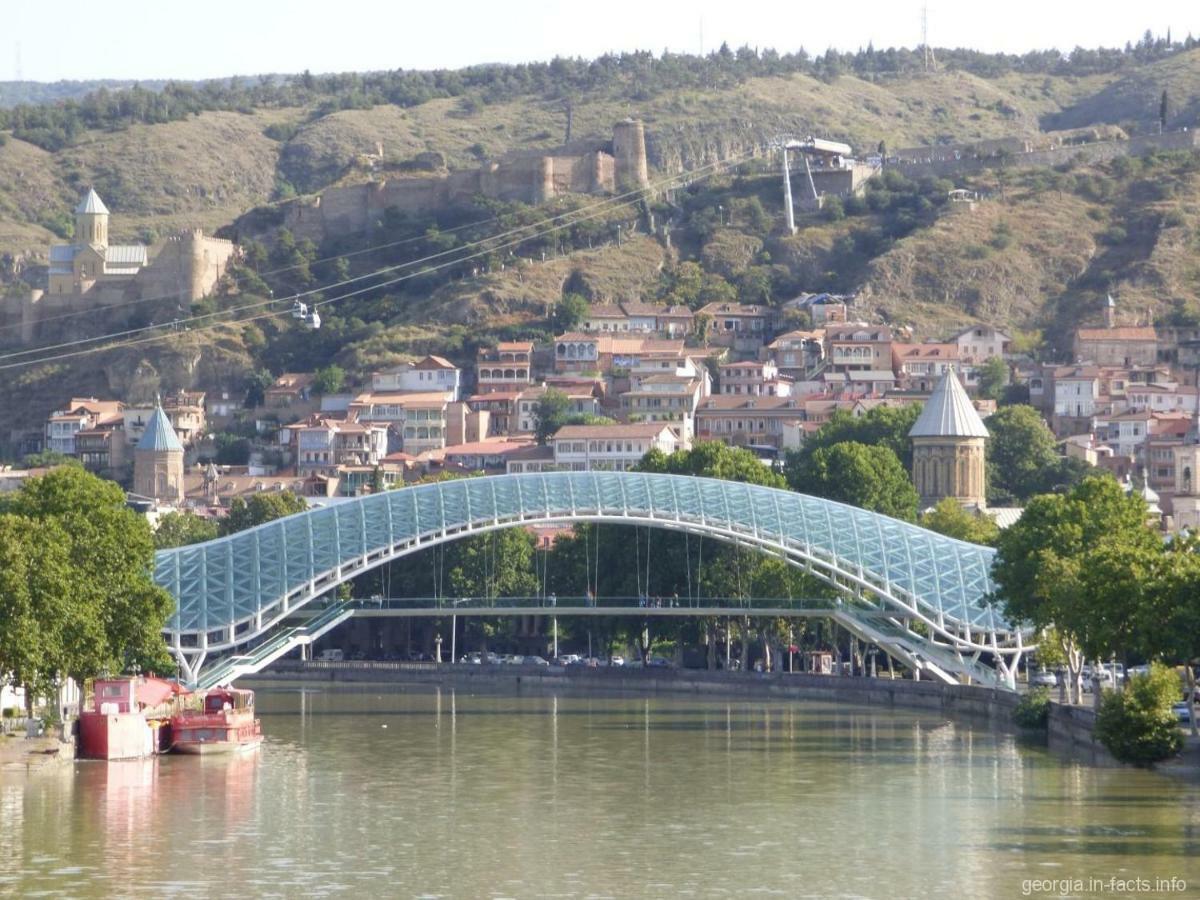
[3,43,1200,457]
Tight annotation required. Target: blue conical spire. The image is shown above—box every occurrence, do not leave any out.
[137,402,183,452]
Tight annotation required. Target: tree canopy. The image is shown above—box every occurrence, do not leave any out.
[990,474,1160,701]
[785,404,922,474]
[919,498,1000,545]
[0,467,175,693]
[786,440,919,521]
[533,389,572,445]
[637,441,786,488]
[986,404,1090,503]
[154,510,220,549]
[219,491,309,536]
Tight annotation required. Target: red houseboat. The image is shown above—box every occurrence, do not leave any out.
[78,677,181,760]
[171,687,262,754]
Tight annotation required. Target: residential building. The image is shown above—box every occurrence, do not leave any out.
[766,329,825,379]
[265,373,314,408]
[891,343,960,392]
[550,423,681,471]
[296,419,389,476]
[718,360,793,397]
[825,324,894,373]
[443,439,538,473]
[693,395,801,449]
[371,356,460,399]
[656,305,695,337]
[476,342,534,394]
[124,391,207,448]
[514,386,602,434]
[697,302,772,349]
[553,333,686,375]
[350,391,451,454]
[1171,415,1200,532]
[908,369,989,510]
[953,325,1012,363]
[45,398,124,457]
[581,305,630,332]
[619,375,705,443]
[620,301,661,332]
[466,392,519,436]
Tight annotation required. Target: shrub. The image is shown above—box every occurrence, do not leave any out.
[1013,688,1050,729]
[1094,663,1184,766]
[1101,225,1128,245]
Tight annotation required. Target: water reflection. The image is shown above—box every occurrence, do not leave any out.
[1,688,1197,898]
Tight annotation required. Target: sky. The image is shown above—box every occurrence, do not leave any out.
[3,0,1198,83]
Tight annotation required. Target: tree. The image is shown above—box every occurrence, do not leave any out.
[1160,88,1169,132]
[986,404,1089,503]
[0,514,74,714]
[551,293,589,333]
[1137,535,1200,735]
[533,389,571,445]
[244,368,275,408]
[312,364,346,395]
[976,356,1008,402]
[637,441,787,488]
[154,511,219,549]
[219,491,309,536]
[785,403,922,475]
[19,450,82,470]
[920,498,999,544]
[1094,663,1184,766]
[787,441,918,521]
[2,467,175,681]
[991,475,1161,703]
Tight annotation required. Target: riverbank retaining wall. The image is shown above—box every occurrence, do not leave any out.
[258,661,1114,761]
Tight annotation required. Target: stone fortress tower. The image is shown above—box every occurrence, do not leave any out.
[908,369,989,510]
[133,401,185,504]
[612,119,649,190]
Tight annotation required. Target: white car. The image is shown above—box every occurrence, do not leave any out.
[609,656,625,667]
[1031,670,1058,687]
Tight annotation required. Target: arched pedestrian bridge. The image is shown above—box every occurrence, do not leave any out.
[154,472,1027,687]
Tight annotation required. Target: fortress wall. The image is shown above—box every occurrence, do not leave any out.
[893,129,1200,180]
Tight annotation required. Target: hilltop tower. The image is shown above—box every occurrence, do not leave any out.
[75,188,109,248]
[133,402,185,504]
[908,369,989,509]
[612,119,649,191]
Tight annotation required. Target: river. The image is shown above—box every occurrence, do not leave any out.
[2,685,1198,898]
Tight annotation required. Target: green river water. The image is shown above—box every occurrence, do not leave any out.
[2,685,1198,898]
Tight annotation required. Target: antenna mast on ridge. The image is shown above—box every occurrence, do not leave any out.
[921,5,936,72]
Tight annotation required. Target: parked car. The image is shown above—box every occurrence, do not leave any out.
[317,649,344,662]
[609,656,626,667]
[1174,701,1192,724]
[646,656,673,669]
[1031,670,1058,687]
[1080,669,1114,692]
[524,655,549,666]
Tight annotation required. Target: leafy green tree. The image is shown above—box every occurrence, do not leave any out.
[154,511,219,549]
[920,498,1000,545]
[991,475,1161,702]
[0,514,75,713]
[1094,662,1184,766]
[638,442,786,488]
[986,404,1089,503]
[312,364,346,395]
[976,356,1008,402]
[2,467,175,680]
[219,491,309,536]
[244,368,275,408]
[785,404,922,475]
[1137,535,1200,735]
[533,389,571,445]
[551,293,589,333]
[787,441,919,521]
[19,450,82,469]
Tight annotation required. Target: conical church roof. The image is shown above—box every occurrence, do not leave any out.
[74,188,109,215]
[137,404,183,452]
[908,369,989,439]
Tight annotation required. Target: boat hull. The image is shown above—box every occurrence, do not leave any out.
[172,735,263,755]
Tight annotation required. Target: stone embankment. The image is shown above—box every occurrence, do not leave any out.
[258,660,1116,762]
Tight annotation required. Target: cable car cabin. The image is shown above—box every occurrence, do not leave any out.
[291,300,308,319]
[305,309,321,329]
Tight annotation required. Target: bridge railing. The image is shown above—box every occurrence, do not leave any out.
[295,595,852,613]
